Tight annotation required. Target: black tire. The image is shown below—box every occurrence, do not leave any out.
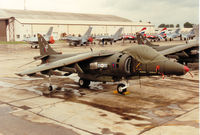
[35,46,37,49]
[79,78,90,88]
[48,85,53,91]
[117,83,127,95]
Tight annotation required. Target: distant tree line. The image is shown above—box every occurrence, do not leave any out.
[183,22,193,28]
[158,22,193,28]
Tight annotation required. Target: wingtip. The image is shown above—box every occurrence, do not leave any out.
[15,73,23,77]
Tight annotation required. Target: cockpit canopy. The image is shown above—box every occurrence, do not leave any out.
[123,45,168,64]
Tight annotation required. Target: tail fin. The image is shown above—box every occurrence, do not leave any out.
[37,34,59,56]
[83,26,92,38]
[189,28,195,35]
[174,29,180,34]
[159,27,167,34]
[46,27,53,37]
[136,32,158,46]
[139,27,147,34]
[113,27,123,40]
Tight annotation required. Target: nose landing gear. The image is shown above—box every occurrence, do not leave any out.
[117,83,127,94]
[115,81,130,95]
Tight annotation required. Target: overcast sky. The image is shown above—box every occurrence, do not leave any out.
[0,0,199,27]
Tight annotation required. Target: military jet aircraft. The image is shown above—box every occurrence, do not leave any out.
[136,33,199,65]
[24,27,55,48]
[62,27,93,46]
[166,29,181,41]
[17,34,189,95]
[122,27,147,43]
[95,28,123,45]
[182,28,195,41]
[146,27,167,41]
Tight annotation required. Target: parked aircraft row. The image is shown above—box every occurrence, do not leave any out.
[24,26,196,47]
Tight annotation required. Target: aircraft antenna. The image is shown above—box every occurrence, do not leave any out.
[90,47,93,52]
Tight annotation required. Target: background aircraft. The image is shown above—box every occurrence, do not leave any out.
[122,27,147,43]
[17,34,189,95]
[182,28,195,41]
[95,28,123,45]
[24,27,55,48]
[136,33,199,65]
[166,28,181,41]
[62,27,93,46]
[145,27,167,41]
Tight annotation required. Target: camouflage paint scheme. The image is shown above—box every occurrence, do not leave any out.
[17,34,189,94]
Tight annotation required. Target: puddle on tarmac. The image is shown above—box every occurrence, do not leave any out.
[101,128,126,135]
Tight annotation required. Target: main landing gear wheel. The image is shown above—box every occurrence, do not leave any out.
[48,85,53,91]
[117,83,127,95]
[79,78,90,88]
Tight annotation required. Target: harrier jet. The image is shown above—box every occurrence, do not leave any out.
[17,34,189,95]
[95,28,123,45]
[24,27,55,48]
[62,27,93,46]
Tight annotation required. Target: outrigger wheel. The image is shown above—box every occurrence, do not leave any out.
[117,83,127,94]
[79,78,90,88]
[48,85,53,91]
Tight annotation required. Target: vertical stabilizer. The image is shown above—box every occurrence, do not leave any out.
[136,33,156,46]
[38,34,58,56]
[46,27,53,37]
[174,29,180,34]
[113,27,123,40]
[83,26,92,38]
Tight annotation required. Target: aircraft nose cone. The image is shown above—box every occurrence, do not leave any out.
[154,60,187,76]
[184,66,190,73]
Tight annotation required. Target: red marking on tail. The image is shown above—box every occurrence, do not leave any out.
[161,27,167,31]
[49,36,55,44]
[88,37,93,42]
[141,27,147,31]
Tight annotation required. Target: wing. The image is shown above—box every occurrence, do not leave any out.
[24,37,38,42]
[160,43,198,56]
[17,51,115,76]
[95,36,112,40]
[66,36,81,42]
